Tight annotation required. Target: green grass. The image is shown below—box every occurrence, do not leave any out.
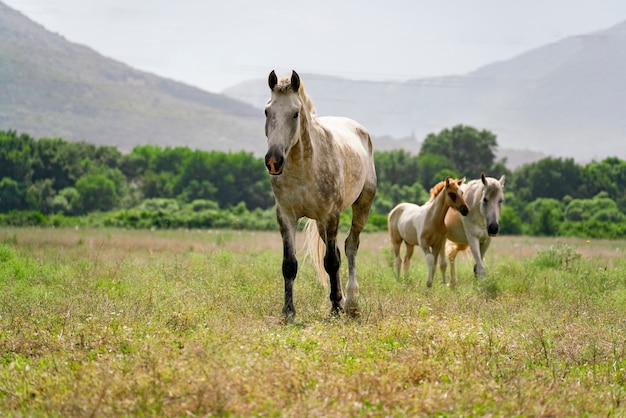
[0,228,625,416]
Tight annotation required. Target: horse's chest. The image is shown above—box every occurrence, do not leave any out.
[271,178,340,218]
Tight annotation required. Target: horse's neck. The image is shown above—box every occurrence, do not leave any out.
[290,110,320,164]
[465,183,482,211]
[426,191,450,225]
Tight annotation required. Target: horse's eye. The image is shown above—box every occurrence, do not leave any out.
[483,198,488,204]
[293,111,299,119]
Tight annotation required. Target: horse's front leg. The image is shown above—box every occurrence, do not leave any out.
[478,237,493,276]
[467,235,485,278]
[423,246,436,288]
[319,217,343,316]
[277,209,298,321]
[425,238,444,287]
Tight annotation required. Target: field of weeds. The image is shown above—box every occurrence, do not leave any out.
[1,227,625,416]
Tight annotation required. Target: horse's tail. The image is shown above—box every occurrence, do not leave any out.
[302,218,327,287]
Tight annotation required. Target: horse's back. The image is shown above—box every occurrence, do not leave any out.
[318,116,375,209]
[388,202,421,245]
[319,116,373,157]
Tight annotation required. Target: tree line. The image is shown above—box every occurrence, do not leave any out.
[1,127,625,238]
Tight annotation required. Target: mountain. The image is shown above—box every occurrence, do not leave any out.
[224,22,626,163]
[3,1,623,165]
[0,2,265,154]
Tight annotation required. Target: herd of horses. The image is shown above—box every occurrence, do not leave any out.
[264,70,505,321]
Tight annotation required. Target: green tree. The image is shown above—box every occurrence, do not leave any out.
[0,177,25,212]
[524,198,563,236]
[418,125,500,179]
[374,150,420,186]
[579,158,626,212]
[73,174,119,214]
[25,179,56,214]
[416,153,456,189]
[0,131,34,182]
[499,205,523,235]
[513,157,583,202]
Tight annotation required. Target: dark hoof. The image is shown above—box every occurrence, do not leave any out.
[329,303,344,318]
[282,307,296,324]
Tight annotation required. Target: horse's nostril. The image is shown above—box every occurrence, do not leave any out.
[264,151,284,175]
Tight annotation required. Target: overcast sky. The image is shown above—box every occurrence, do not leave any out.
[5,0,626,92]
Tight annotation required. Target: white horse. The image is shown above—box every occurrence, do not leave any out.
[388,177,469,287]
[264,70,376,321]
[439,173,506,285]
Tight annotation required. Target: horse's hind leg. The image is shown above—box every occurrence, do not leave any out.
[448,246,459,286]
[447,242,467,285]
[344,187,375,317]
[389,227,403,278]
[387,220,402,279]
[403,244,414,278]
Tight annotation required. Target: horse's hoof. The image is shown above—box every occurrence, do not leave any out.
[281,307,296,324]
[344,301,360,319]
[280,314,295,325]
[345,307,360,319]
[328,307,344,320]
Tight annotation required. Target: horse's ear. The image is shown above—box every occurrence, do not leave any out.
[291,70,300,92]
[458,177,466,186]
[445,176,451,186]
[268,70,278,90]
[499,175,506,187]
[481,173,487,185]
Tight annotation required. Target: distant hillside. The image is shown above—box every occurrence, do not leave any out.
[224,22,626,163]
[0,2,265,153]
[3,0,622,166]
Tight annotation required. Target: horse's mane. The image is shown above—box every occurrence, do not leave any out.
[428,180,447,202]
[428,177,463,202]
[276,75,317,116]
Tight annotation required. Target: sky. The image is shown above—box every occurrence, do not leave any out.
[4,0,626,93]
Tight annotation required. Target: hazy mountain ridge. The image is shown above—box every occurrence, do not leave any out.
[224,22,626,163]
[2,1,624,165]
[0,2,264,153]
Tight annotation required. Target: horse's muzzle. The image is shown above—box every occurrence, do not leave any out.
[264,149,284,175]
[459,205,469,216]
[487,223,500,236]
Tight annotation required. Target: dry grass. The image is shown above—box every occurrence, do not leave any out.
[1,227,625,416]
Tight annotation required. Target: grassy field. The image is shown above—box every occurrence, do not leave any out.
[1,227,625,417]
